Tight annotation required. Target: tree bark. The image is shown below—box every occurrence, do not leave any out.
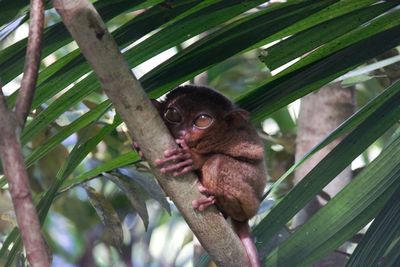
[0,0,49,266]
[293,83,354,266]
[52,0,249,266]
[0,108,50,267]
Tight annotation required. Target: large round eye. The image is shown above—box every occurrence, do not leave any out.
[194,114,213,129]
[164,108,182,123]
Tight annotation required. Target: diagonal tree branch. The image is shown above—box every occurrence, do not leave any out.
[15,0,45,127]
[0,1,49,266]
[52,0,250,266]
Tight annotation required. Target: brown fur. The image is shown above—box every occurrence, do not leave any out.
[155,85,267,266]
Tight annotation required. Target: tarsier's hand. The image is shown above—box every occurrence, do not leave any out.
[156,139,215,211]
[155,138,194,177]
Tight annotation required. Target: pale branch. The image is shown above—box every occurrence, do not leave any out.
[0,1,50,266]
[15,0,45,127]
[52,0,249,266]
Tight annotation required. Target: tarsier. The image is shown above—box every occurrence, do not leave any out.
[149,85,267,267]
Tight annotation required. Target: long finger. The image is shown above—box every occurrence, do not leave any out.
[164,148,183,157]
[155,152,191,166]
[173,165,195,177]
[160,159,193,174]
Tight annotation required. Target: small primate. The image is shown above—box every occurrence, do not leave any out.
[152,85,267,267]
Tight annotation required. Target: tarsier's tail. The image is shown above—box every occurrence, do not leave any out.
[232,220,261,267]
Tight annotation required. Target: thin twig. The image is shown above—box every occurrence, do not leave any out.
[15,0,45,127]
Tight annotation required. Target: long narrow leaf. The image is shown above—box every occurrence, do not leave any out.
[281,8,400,77]
[103,173,149,230]
[16,0,266,146]
[261,1,400,70]
[117,168,171,214]
[0,14,28,42]
[10,1,334,151]
[0,228,19,263]
[264,135,400,266]
[0,100,112,188]
[21,0,389,150]
[253,81,400,248]
[84,185,124,249]
[0,1,28,26]
[21,76,99,144]
[268,77,400,196]
[6,0,200,108]
[25,100,112,166]
[0,0,159,84]
[141,0,338,96]
[249,0,380,50]
[36,0,265,105]
[59,151,140,192]
[380,238,400,267]
[123,0,268,71]
[239,23,400,121]
[346,185,400,267]
[238,23,400,121]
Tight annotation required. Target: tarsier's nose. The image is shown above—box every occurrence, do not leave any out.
[178,130,188,139]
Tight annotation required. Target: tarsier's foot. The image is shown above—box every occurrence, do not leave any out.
[192,196,216,211]
[155,138,194,176]
[197,184,212,195]
[192,184,217,211]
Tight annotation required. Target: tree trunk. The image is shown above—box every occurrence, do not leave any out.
[293,83,354,266]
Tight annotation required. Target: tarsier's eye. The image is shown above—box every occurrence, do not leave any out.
[164,108,182,123]
[194,114,213,129]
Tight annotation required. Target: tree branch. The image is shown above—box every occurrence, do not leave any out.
[0,86,49,267]
[52,0,249,266]
[15,0,45,127]
[0,1,49,266]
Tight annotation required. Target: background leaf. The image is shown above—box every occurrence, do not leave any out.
[84,185,124,251]
[265,135,400,266]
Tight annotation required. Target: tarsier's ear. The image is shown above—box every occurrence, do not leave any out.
[224,109,250,126]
